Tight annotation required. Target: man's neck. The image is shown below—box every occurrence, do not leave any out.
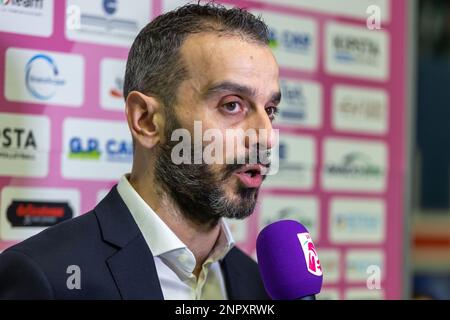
[129,172,221,278]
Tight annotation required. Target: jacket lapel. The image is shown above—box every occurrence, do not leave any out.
[95,186,164,300]
[220,249,245,300]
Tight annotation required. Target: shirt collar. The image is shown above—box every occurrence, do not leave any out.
[117,175,235,276]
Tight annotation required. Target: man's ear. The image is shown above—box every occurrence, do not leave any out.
[125,91,163,149]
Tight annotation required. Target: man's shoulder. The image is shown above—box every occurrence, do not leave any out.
[0,208,122,299]
[3,210,104,265]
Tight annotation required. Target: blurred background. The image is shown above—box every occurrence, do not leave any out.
[2,0,449,299]
[413,0,450,300]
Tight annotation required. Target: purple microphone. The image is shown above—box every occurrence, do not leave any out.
[256,220,323,300]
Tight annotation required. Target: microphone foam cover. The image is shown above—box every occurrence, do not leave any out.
[256,220,323,300]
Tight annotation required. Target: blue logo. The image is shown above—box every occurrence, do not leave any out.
[103,0,117,15]
[69,137,101,160]
[68,137,132,162]
[280,81,307,120]
[279,143,287,160]
[269,28,311,53]
[25,54,66,101]
[105,139,132,162]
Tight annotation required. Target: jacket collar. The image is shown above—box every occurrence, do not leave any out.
[94,186,250,300]
[94,186,164,299]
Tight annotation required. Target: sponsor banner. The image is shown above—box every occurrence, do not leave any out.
[259,195,319,241]
[252,10,318,72]
[345,249,384,282]
[345,288,384,300]
[162,0,233,13]
[0,0,54,37]
[62,118,132,181]
[332,85,389,135]
[325,22,390,81]
[252,0,390,23]
[318,288,340,300]
[65,0,151,47]
[264,134,316,190]
[329,197,386,244]
[0,186,80,241]
[224,218,247,244]
[100,58,126,111]
[318,249,340,284]
[5,48,84,107]
[0,113,50,178]
[275,79,323,129]
[321,138,387,192]
[162,0,186,13]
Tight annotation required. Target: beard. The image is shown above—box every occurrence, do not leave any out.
[154,113,262,226]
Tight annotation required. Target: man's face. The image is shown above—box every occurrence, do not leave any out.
[154,32,280,226]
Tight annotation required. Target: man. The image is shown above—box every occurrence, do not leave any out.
[0,3,280,299]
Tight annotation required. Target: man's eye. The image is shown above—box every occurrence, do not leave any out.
[222,101,242,114]
[266,106,279,119]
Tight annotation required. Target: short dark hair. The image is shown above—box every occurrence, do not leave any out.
[123,2,269,108]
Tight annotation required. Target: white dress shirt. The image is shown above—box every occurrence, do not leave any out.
[116,175,235,300]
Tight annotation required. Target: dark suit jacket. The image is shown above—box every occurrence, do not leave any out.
[0,187,269,299]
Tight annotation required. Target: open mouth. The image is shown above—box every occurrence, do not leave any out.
[243,169,260,177]
[235,165,265,188]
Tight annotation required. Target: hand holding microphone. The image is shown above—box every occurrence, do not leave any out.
[256,220,323,300]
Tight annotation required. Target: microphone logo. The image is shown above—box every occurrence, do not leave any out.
[297,232,322,276]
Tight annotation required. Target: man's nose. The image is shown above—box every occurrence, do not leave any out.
[245,108,275,150]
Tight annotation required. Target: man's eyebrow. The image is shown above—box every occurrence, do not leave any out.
[203,81,282,104]
[271,91,282,105]
[203,81,257,98]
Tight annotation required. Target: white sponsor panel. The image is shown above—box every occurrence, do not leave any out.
[100,58,126,111]
[259,196,319,241]
[0,113,50,178]
[252,0,390,23]
[65,0,151,47]
[275,79,322,129]
[251,10,318,72]
[5,48,84,107]
[321,138,387,192]
[62,118,132,181]
[318,249,340,284]
[332,85,389,135]
[162,0,233,13]
[0,186,80,241]
[325,22,389,81]
[330,197,386,244]
[162,0,188,13]
[345,249,384,282]
[0,0,54,37]
[264,134,315,190]
[345,288,384,300]
[224,218,247,243]
[318,289,340,300]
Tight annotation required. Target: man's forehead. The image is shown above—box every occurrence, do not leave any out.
[180,32,279,90]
